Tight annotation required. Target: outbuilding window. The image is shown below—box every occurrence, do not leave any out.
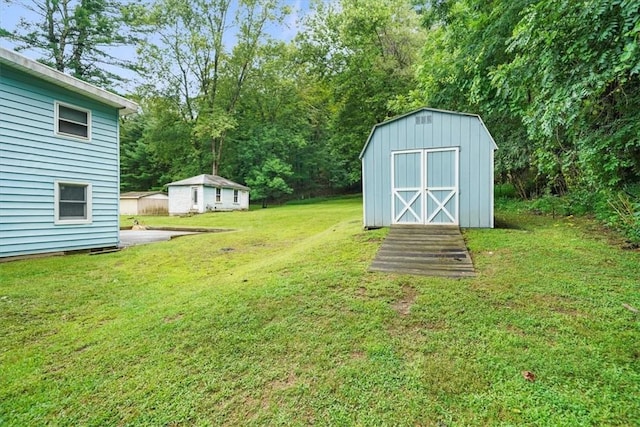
[54,181,92,224]
[216,188,221,202]
[55,101,91,140]
[233,190,239,203]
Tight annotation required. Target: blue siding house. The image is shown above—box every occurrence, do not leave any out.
[360,108,498,229]
[0,47,138,259]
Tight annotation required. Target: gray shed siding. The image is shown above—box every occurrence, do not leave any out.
[361,108,496,228]
[1,64,121,257]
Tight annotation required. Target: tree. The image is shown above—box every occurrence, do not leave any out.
[1,0,140,88]
[119,112,166,191]
[404,0,537,196]
[410,0,639,200]
[245,157,294,207]
[297,0,426,188]
[487,0,640,194]
[139,95,207,184]
[222,41,331,197]
[137,0,289,176]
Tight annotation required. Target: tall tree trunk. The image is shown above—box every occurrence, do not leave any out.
[211,139,217,175]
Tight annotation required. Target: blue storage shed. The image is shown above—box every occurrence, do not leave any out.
[360,107,497,229]
[0,47,138,259]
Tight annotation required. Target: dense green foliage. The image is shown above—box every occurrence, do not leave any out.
[407,0,640,195]
[3,0,638,235]
[121,0,639,217]
[1,198,639,424]
[117,0,426,197]
[132,0,290,178]
[297,0,426,186]
[406,0,640,240]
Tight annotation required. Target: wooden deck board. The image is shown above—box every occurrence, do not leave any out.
[368,225,476,277]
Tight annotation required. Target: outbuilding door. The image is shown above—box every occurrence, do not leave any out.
[191,186,199,211]
[391,148,459,225]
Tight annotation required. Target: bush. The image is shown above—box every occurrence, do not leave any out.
[529,192,570,218]
[601,186,640,246]
[565,189,601,216]
[494,183,518,199]
[527,186,639,245]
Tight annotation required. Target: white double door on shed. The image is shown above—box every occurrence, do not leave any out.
[391,148,459,225]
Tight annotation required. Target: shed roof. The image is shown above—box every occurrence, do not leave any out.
[166,174,250,191]
[359,107,498,159]
[0,47,138,115]
[120,191,168,199]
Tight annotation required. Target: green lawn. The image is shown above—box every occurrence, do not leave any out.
[1,196,639,426]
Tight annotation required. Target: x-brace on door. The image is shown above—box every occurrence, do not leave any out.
[391,148,459,225]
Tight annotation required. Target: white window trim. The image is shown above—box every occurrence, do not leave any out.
[233,189,239,204]
[215,187,222,203]
[54,180,93,225]
[54,101,92,141]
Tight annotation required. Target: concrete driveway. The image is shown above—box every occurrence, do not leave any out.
[119,229,199,247]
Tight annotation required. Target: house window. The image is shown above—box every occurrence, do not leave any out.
[216,188,221,202]
[233,190,239,203]
[54,181,92,224]
[55,101,91,140]
[191,187,198,204]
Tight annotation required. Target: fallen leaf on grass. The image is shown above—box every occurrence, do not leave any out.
[522,371,536,382]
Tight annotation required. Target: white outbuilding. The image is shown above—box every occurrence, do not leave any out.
[119,191,168,215]
[166,174,250,215]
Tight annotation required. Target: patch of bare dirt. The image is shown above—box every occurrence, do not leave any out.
[392,285,417,316]
[350,351,366,361]
[74,343,92,353]
[352,232,385,243]
[355,286,368,297]
[530,294,585,317]
[506,324,527,336]
[268,372,297,391]
[163,313,184,323]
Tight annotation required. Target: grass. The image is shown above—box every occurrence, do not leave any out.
[1,195,639,426]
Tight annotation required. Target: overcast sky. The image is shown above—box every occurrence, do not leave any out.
[0,0,308,91]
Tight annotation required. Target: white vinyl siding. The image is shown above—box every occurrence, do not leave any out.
[55,101,91,140]
[168,185,249,214]
[54,180,92,224]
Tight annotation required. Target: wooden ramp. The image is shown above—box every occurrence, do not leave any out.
[369,225,475,278]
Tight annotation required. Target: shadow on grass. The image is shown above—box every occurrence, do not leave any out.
[494,216,528,230]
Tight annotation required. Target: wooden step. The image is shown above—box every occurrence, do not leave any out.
[368,225,476,278]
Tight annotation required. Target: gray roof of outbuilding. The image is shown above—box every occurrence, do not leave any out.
[166,174,250,191]
[120,191,168,199]
[359,107,498,159]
